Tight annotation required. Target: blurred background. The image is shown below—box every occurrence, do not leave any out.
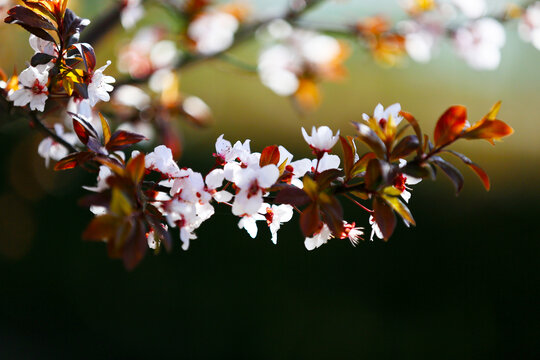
[0,0,538,358]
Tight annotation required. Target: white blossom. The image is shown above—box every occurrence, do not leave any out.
[29,34,56,56]
[452,0,486,19]
[304,224,332,250]
[37,124,77,167]
[229,165,279,216]
[312,153,341,173]
[188,12,239,55]
[120,0,144,29]
[301,126,340,153]
[83,166,113,192]
[369,216,384,241]
[454,18,506,70]
[87,61,115,107]
[145,145,181,177]
[113,85,151,110]
[363,103,403,125]
[9,64,51,112]
[519,2,540,51]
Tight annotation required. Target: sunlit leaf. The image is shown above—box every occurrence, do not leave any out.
[126,153,146,184]
[434,105,467,147]
[445,150,490,191]
[259,145,280,167]
[110,188,133,217]
[106,131,146,151]
[381,194,415,226]
[462,119,513,144]
[5,5,56,30]
[99,113,111,145]
[350,152,377,177]
[302,176,319,200]
[353,122,387,159]
[72,118,89,144]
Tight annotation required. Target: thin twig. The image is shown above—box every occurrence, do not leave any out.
[29,112,77,153]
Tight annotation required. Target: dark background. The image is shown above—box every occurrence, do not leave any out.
[1,0,539,358]
[0,133,538,359]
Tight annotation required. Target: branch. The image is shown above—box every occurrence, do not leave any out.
[29,112,77,153]
[115,0,327,88]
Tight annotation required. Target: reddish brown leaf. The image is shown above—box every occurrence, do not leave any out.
[259,145,280,167]
[315,169,343,190]
[122,220,147,271]
[446,150,491,191]
[126,153,146,184]
[319,193,344,236]
[432,156,464,195]
[399,110,423,152]
[353,122,387,159]
[468,163,490,191]
[434,105,467,147]
[390,135,420,160]
[82,214,119,241]
[365,159,391,191]
[5,5,56,30]
[106,131,146,151]
[339,135,355,179]
[54,151,95,171]
[462,119,514,144]
[73,118,89,145]
[350,152,376,177]
[274,185,311,207]
[373,196,396,241]
[73,43,96,72]
[300,203,322,237]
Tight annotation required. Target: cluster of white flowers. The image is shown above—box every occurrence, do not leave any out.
[519,2,540,51]
[81,121,394,251]
[8,35,115,112]
[258,20,344,96]
[398,0,507,70]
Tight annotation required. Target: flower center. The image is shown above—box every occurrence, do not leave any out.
[31,79,44,95]
[264,208,274,225]
[393,173,407,192]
